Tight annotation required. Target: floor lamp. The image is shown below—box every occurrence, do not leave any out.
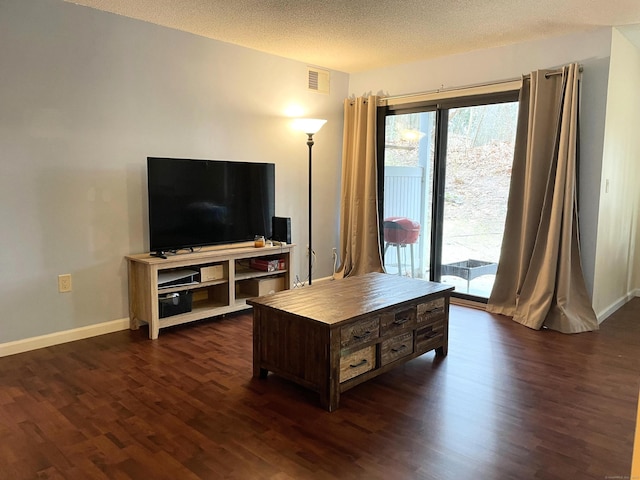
[293,118,327,285]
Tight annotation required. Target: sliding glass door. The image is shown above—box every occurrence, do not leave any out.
[379,93,519,301]
[381,110,435,279]
[440,102,519,298]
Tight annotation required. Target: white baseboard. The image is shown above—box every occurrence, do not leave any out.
[4,287,632,357]
[0,318,130,358]
[597,290,640,324]
[451,297,488,310]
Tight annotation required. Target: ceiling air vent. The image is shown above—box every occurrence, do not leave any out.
[307,67,330,94]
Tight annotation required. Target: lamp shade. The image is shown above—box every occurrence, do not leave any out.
[292,118,327,135]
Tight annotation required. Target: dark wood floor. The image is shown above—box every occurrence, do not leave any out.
[1,299,639,480]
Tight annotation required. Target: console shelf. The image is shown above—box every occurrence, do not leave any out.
[126,243,294,339]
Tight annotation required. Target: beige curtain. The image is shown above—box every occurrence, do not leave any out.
[334,95,384,278]
[486,63,598,333]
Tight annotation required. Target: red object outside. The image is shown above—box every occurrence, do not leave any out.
[383,217,420,244]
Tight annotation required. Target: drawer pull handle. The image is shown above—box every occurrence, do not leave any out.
[426,307,442,314]
[423,331,439,339]
[349,359,368,368]
[391,344,408,353]
[393,317,408,325]
[353,331,371,340]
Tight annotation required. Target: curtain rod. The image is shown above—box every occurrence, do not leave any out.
[379,64,582,104]
[529,64,583,79]
[378,77,520,104]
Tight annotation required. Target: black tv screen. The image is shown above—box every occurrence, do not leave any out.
[147,157,275,254]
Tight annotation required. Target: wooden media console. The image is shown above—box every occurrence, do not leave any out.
[126,244,294,339]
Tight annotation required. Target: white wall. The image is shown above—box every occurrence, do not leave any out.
[349,28,613,310]
[0,0,348,343]
[2,1,636,346]
[592,27,640,317]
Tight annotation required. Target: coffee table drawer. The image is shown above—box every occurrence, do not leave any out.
[415,320,445,353]
[380,306,416,336]
[381,331,414,366]
[417,298,446,325]
[340,345,375,382]
[341,317,379,349]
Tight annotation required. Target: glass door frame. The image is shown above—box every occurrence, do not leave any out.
[377,90,519,302]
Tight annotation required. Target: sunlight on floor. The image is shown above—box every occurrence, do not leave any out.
[440,274,495,298]
[382,265,496,299]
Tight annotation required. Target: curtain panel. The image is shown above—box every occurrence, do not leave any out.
[335,95,384,278]
[487,63,598,333]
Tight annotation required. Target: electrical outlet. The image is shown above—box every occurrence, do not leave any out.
[58,274,72,293]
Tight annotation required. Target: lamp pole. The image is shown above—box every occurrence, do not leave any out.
[307,133,314,285]
[292,118,326,286]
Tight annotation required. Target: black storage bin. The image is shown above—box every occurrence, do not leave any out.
[159,290,193,318]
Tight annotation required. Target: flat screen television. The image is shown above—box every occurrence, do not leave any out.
[147,157,275,256]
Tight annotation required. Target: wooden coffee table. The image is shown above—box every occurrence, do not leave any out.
[248,272,454,411]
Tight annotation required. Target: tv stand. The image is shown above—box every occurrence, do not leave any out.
[126,244,295,339]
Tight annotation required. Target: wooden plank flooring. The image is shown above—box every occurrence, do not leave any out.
[633,387,640,479]
[0,299,639,479]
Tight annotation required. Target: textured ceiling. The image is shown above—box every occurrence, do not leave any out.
[63,0,640,73]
